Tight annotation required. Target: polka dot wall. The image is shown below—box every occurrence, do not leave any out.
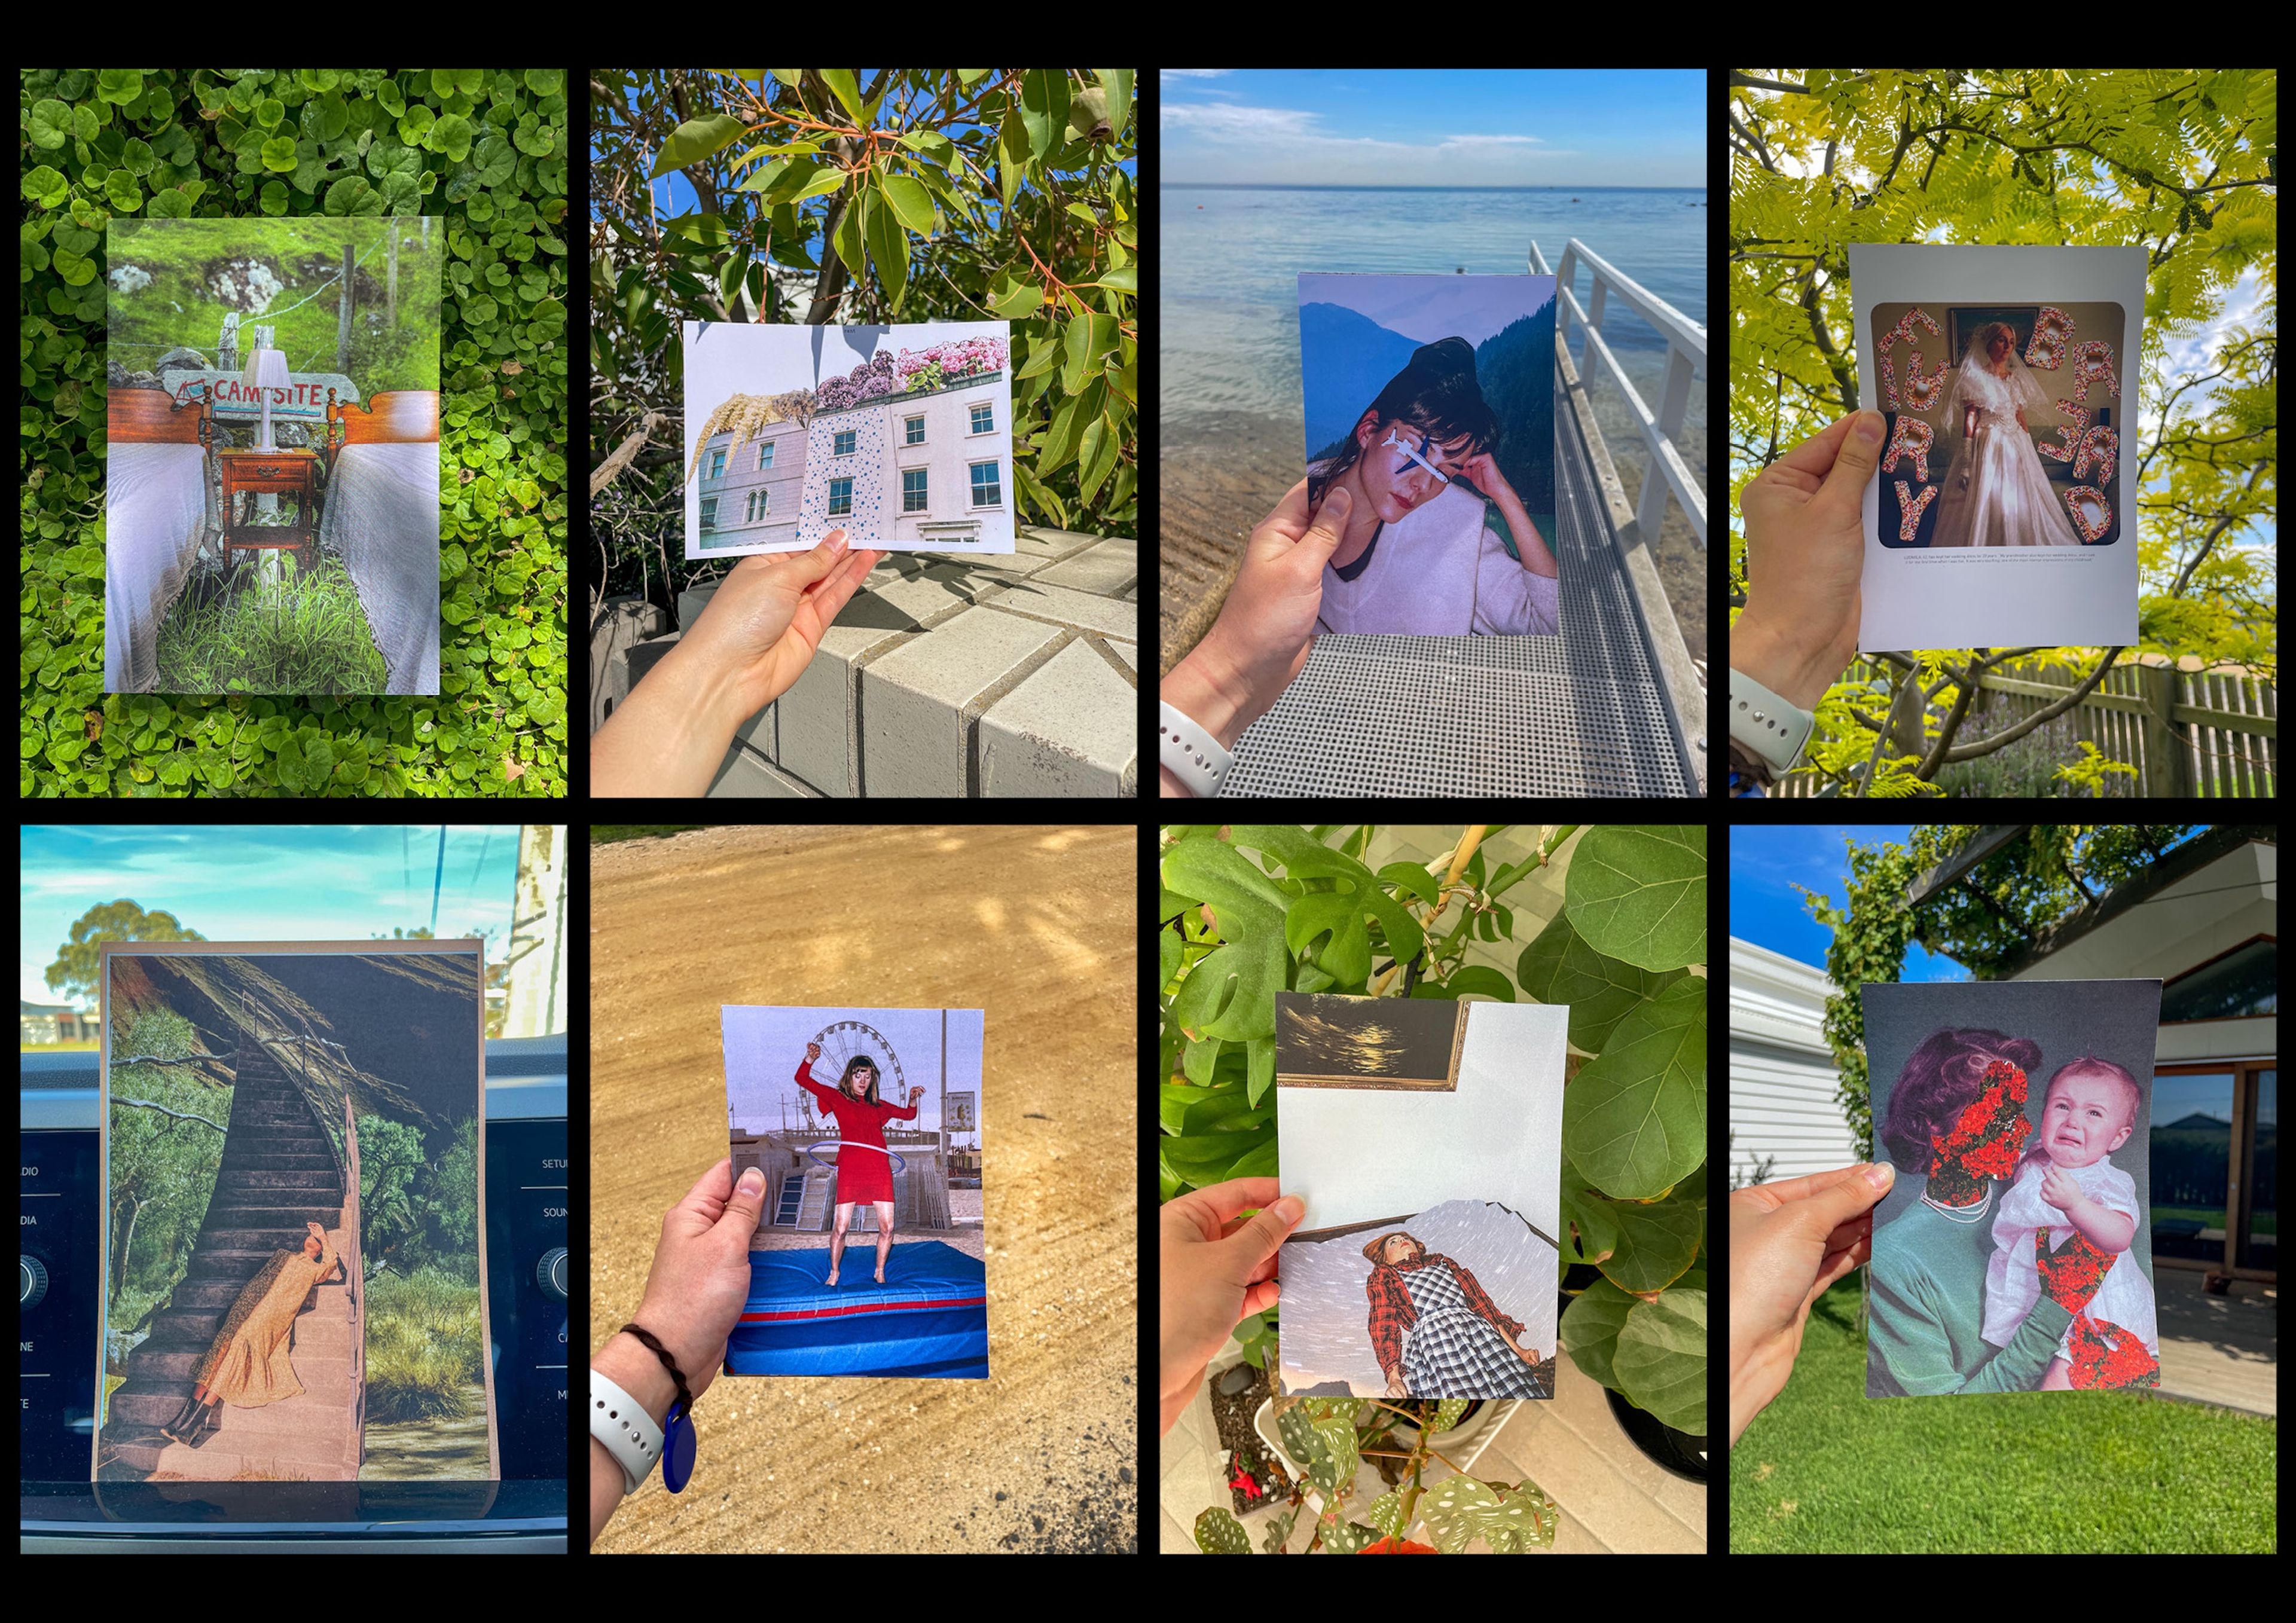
[799,404,890,545]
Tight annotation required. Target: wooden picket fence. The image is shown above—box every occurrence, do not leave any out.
[1771,659,2277,797]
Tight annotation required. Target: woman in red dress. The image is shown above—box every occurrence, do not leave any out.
[796,1041,924,1286]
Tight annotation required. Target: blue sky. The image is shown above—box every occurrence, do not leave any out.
[20,827,521,1008]
[1160,69,1706,189]
[1730,826,1971,980]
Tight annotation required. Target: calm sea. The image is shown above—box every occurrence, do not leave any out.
[1161,185,1707,432]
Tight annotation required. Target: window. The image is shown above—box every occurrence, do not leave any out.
[905,415,925,445]
[828,477,853,516]
[2162,939,2277,1022]
[833,429,857,457]
[700,497,718,528]
[708,448,726,479]
[743,489,770,523]
[969,460,1002,508]
[758,440,775,470]
[969,402,994,435]
[902,468,929,512]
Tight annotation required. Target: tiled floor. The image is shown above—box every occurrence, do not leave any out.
[1158,1350,1704,1554]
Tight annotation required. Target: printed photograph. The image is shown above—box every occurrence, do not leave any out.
[105,216,441,695]
[722,1005,988,1380]
[683,319,1015,558]
[1296,271,1559,635]
[1278,1199,1558,1399]
[1871,299,2127,549]
[1277,991,1464,1091]
[97,942,492,1481]
[1864,980,2164,1398]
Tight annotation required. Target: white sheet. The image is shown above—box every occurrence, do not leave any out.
[320,441,440,695]
[105,442,210,692]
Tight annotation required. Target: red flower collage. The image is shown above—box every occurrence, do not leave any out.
[2066,1312,2160,1390]
[1926,1061,2034,1205]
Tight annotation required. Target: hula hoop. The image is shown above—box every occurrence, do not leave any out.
[804,1140,909,1175]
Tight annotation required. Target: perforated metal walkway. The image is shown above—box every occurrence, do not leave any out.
[1217,373,1696,797]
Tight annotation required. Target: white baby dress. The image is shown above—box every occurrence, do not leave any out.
[1982,1154,2158,1358]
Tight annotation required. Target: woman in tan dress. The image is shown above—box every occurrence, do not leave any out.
[163,1222,345,1445]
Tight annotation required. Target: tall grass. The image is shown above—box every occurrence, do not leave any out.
[364,1267,483,1423]
[155,549,387,695]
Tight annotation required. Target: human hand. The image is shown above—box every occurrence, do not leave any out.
[673,530,883,723]
[599,1158,769,1415]
[806,1041,821,1062]
[1158,1178,1304,1436]
[2035,1225,2112,1314]
[1732,409,1883,711]
[2039,1163,2082,1212]
[1452,450,1515,506]
[908,1086,925,1105]
[1385,1370,1409,1399]
[1726,1160,1895,1447]
[1159,481,1352,788]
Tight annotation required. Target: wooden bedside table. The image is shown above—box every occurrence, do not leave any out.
[218,447,321,573]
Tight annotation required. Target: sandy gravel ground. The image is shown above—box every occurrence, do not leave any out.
[590,824,1137,1554]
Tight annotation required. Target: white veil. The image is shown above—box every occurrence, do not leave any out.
[1946,325,2050,455]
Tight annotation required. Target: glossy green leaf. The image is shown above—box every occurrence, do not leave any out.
[29,99,73,149]
[1092,262,1137,294]
[398,104,436,148]
[23,164,70,207]
[430,67,483,99]
[832,185,868,280]
[1018,69,1071,161]
[1564,826,1706,971]
[1517,909,1689,1052]
[987,267,1039,319]
[1095,68,1135,137]
[96,69,144,105]
[1077,411,1119,503]
[1613,1288,1706,1435]
[819,69,866,126]
[1562,1276,1639,1389]
[1193,1507,1249,1554]
[650,113,749,179]
[255,182,287,216]
[1562,977,1706,1199]
[256,97,285,130]
[790,167,847,203]
[995,107,1028,207]
[1596,1194,1703,1294]
[428,112,473,163]
[878,172,935,235]
[1284,889,1373,988]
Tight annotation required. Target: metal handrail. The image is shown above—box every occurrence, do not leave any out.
[1535,237,1707,551]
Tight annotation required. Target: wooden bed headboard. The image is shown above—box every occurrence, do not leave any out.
[326,389,441,452]
[108,387,210,445]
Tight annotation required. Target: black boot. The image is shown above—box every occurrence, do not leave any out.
[161,1392,201,1442]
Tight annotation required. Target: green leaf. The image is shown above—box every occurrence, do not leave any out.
[299,68,340,92]
[256,97,285,130]
[1562,1276,1639,1389]
[430,68,483,99]
[324,175,381,216]
[118,136,157,176]
[1427,1396,1470,1433]
[1019,69,1071,161]
[23,164,70,207]
[398,104,436,148]
[51,245,96,286]
[787,166,845,203]
[1095,68,1135,137]
[1262,1506,1299,1553]
[1376,861,1440,907]
[259,136,297,174]
[1318,1520,1378,1555]
[768,70,803,88]
[1613,1288,1706,1435]
[1192,1507,1250,1555]
[1092,262,1138,295]
[832,185,868,280]
[1061,311,1095,395]
[1078,412,1119,503]
[1562,977,1706,1199]
[1482,1481,1559,1552]
[255,182,287,215]
[987,267,1040,320]
[1518,910,1689,1052]
[471,130,517,187]
[650,112,749,179]
[1364,1490,1406,1539]
[1596,1194,1703,1294]
[1420,965,1515,1002]
[97,69,145,105]
[29,99,73,149]
[819,69,866,126]
[1419,1477,1519,1555]
[524,68,563,96]
[996,107,1030,207]
[428,112,474,164]
[1564,826,1706,971]
[1284,890,1373,988]
[878,172,935,235]
[1245,1035,1275,1107]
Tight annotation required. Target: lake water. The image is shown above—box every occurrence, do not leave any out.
[1159,185,1709,667]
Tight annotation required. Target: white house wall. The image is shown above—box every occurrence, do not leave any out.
[1729,937,1860,1183]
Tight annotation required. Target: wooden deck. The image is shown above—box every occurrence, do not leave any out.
[2154,1268,2277,1417]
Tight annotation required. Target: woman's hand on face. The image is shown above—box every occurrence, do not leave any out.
[1733,410,1883,712]
[1452,450,1515,505]
[1726,1161,1895,1447]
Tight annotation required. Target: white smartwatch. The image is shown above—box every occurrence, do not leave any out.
[590,1368,662,1494]
[1727,665,1815,776]
[1159,700,1233,797]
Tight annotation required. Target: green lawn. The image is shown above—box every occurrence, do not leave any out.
[591,826,706,845]
[2154,1205,2275,1236]
[1732,1278,2278,1552]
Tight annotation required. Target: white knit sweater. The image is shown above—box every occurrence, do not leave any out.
[1313,480,1559,637]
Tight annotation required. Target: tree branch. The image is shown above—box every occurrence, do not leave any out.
[1940,648,2127,762]
[2167,464,2268,597]
[590,411,669,498]
[114,1098,225,1132]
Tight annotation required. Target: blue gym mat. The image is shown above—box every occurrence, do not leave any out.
[725,1240,989,1379]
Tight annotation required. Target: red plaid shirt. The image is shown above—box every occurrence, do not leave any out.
[1365,1254,1526,1377]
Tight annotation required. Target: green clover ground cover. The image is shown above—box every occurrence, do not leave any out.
[1732,1279,2277,1552]
[20,67,569,796]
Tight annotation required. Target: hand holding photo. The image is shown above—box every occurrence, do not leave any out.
[1296,273,1559,636]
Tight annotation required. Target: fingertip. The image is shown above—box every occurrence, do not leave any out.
[1853,410,1885,444]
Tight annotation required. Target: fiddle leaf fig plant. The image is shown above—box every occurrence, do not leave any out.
[1162,825,1709,1551]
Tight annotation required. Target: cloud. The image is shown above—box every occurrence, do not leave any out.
[1160,68,1233,81]
[1161,101,1579,183]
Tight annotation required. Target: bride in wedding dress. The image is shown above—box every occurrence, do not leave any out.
[1929,320,2084,548]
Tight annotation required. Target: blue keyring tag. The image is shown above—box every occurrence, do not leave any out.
[661,1401,697,1493]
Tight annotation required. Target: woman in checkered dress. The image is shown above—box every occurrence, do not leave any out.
[1363,1231,1549,1399]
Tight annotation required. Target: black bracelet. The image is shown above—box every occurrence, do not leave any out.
[619,1322,694,1418]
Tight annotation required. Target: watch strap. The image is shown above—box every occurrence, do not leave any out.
[1728,665,1814,775]
[1159,699,1232,797]
[590,1368,663,1494]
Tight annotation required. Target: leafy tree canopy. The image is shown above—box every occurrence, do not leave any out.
[1729,69,2277,796]
[48,899,204,1004]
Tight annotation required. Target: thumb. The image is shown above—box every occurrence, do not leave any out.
[783,528,852,588]
[718,1164,768,1240]
[1785,1160,1895,1240]
[1818,409,1887,509]
[1292,486,1352,571]
[1222,1193,1305,1271]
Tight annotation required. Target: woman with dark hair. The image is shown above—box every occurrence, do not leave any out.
[1308,338,1559,635]
[795,1041,924,1288]
[1361,1230,1549,1400]
[1866,1028,2108,1396]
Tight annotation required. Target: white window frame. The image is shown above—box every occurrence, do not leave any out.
[758,439,775,470]
[700,497,718,528]
[904,415,926,446]
[708,448,726,479]
[902,467,929,513]
[969,402,995,436]
[968,460,1002,509]
[832,429,857,457]
[828,476,854,517]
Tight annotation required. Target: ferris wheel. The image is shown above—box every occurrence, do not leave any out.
[805,1019,904,1104]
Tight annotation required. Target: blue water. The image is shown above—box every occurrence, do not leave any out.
[1161,186,1707,432]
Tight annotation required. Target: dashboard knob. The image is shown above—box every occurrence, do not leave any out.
[21,1254,48,1309]
[537,1247,567,1301]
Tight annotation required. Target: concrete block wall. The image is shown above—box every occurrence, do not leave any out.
[602,530,1138,797]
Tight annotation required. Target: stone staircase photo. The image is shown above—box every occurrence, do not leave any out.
[104,1035,364,1480]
